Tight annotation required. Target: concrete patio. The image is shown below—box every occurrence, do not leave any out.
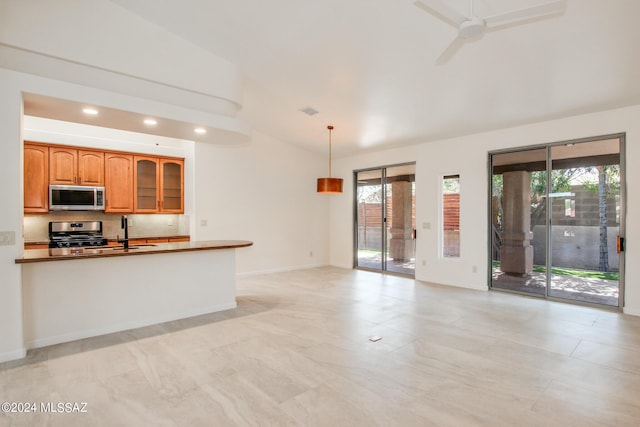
[492,268,619,307]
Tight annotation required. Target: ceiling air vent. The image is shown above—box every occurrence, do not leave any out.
[299,106,319,116]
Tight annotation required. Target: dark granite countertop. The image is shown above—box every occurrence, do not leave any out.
[16,240,253,263]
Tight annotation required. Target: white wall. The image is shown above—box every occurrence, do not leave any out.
[22,249,238,349]
[332,105,640,316]
[194,131,330,274]
[0,69,26,362]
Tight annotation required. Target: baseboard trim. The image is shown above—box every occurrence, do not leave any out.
[623,307,640,317]
[237,263,327,278]
[0,347,27,363]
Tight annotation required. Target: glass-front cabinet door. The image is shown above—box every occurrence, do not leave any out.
[134,156,159,213]
[134,156,184,213]
[160,159,184,213]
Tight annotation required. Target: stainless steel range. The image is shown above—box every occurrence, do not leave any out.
[48,221,108,248]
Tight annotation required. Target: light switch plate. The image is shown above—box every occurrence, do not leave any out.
[0,231,16,246]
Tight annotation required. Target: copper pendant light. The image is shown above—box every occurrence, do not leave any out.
[317,125,343,193]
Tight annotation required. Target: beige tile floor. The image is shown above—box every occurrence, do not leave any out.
[2,266,640,426]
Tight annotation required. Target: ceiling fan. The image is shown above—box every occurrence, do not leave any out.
[413,0,567,64]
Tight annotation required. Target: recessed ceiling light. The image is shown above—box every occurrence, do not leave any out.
[82,107,98,115]
[194,127,207,135]
[144,118,158,126]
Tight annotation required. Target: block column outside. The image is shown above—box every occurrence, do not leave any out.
[389,180,414,261]
[499,171,534,275]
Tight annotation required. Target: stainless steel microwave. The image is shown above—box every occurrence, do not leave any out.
[49,185,105,211]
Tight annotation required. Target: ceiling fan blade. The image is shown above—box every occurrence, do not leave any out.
[436,36,465,65]
[484,0,566,29]
[413,0,467,28]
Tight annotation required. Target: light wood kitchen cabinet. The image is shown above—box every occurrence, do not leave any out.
[106,238,146,246]
[128,238,148,245]
[49,147,104,186]
[139,236,190,244]
[144,237,190,244]
[134,156,184,213]
[147,237,169,244]
[24,143,49,213]
[104,153,134,213]
[160,158,184,213]
[49,147,76,185]
[78,150,104,185]
[25,243,49,250]
[134,156,159,213]
[24,142,184,215]
[109,236,190,245]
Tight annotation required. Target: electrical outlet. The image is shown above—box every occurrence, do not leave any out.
[309,251,313,257]
[423,222,431,229]
[200,219,208,227]
[0,231,16,246]
[167,217,174,226]
[472,265,478,273]
[422,259,426,266]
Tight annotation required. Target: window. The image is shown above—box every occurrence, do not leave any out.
[442,175,460,258]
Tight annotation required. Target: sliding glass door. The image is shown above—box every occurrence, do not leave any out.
[548,140,622,305]
[356,168,383,271]
[355,163,416,276]
[490,136,624,308]
[491,147,548,296]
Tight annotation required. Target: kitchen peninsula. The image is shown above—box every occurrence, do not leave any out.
[16,240,253,350]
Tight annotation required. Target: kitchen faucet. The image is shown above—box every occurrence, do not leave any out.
[118,215,129,249]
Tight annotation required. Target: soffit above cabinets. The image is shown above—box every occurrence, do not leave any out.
[22,93,250,144]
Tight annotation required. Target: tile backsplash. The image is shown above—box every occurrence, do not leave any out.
[24,212,190,242]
